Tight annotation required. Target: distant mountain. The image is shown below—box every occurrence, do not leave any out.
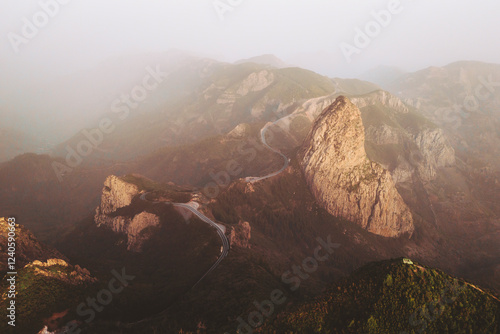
[234,54,291,68]
[360,65,407,89]
[263,258,500,333]
[332,77,381,95]
[53,60,337,165]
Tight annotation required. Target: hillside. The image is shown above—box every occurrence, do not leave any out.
[0,217,66,272]
[263,258,500,333]
[0,220,97,333]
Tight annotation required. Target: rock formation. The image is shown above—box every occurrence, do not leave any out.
[94,175,161,252]
[229,221,251,248]
[24,259,97,284]
[298,96,414,237]
[0,217,68,270]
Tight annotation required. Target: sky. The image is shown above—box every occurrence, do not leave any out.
[0,0,499,143]
[0,0,499,79]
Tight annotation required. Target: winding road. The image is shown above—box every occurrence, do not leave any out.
[245,120,291,183]
[173,202,229,287]
[139,193,229,287]
[139,116,290,287]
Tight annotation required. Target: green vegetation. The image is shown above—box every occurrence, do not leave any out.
[262,258,500,333]
[0,263,98,334]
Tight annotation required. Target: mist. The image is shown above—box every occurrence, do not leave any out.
[0,0,499,146]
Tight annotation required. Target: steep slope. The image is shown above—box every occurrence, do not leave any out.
[0,220,96,333]
[299,96,414,237]
[388,61,500,172]
[0,217,67,271]
[0,259,98,334]
[263,258,500,333]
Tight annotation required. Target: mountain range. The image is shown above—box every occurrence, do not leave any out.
[0,54,499,333]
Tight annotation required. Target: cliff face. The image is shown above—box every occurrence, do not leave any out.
[96,175,139,216]
[298,96,414,238]
[94,175,160,252]
[229,221,251,248]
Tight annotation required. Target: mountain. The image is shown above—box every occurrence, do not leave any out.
[387,61,500,171]
[235,54,292,68]
[2,57,499,332]
[360,65,407,89]
[263,258,500,333]
[299,96,414,238]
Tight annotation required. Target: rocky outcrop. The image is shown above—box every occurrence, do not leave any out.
[351,90,410,113]
[236,70,274,96]
[25,259,97,284]
[229,221,251,248]
[126,212,160,252]
[94,175,161,252]
[0,217,68,271]
[298,96,414,238]
[412,128,456,180]
[96,175,139,216]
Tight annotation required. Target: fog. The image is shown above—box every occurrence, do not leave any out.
[0,0,499,144]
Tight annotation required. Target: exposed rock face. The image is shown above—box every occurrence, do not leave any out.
[216,70,275,115]
[0,217,68,271]
[25,259,97,284]
[298,96,414,238]
[351,90,410,113]
[412,128,456,180]
[236,70,274,96]
[229,221,251,248]
[94,175,161,252]
[228,123,250,139]
[127,212,160,252]
[97,175,139,216]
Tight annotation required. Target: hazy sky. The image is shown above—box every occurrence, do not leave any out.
[1,0,499,79]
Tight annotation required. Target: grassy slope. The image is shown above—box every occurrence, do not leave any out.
[263,258,500,333]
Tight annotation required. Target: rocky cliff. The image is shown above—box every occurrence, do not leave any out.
[298,96,414,238]
[0,217,67,271]
[229,221,251,248]
[94,175,161,252]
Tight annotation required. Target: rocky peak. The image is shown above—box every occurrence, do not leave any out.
[298,96,414,238]
[98,175,140,216]
[94,175,160,252]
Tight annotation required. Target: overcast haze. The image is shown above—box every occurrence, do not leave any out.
[1,0,499,76]
[1,0,499,142]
